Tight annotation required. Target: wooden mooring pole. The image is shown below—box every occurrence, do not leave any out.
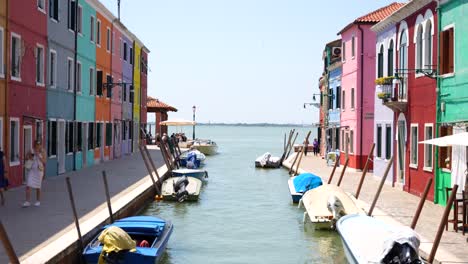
[143,145,161,182]
[294,131,311,176]
[101,171,114,223]
[336,157,349,187]
[156,135,171,170]
[327,157,340,184]
[65,177,84,253]
[285,132,298,160]
[354,143,375,198]
[368,157,393,216]
[0,220,19,264]
[410,178,433,229]
[139,145,161,195]
[428,184,459,263]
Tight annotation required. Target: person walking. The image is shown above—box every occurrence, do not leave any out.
[303,138,310,156]
[0,149,7,206]
[23,140,46,207]
[313,138,319,156]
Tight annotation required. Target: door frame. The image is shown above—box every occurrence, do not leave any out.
[57,119,66,174]
[23,125,33,183]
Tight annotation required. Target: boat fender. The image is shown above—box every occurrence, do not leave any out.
[204,171,209,178]
[297,198,303,209]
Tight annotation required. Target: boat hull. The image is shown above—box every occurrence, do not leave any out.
[161,177,202,201]
[172,169,208,181]
[254,160,281,168]
[194,144,218,155]
[287,178,303,203]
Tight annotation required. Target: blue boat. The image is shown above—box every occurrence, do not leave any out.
[288,173,322,203]
[179,150,206,168]
[83,216,173,264]
[172,168,208,181]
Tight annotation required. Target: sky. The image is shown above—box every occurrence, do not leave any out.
[100,0,399,124]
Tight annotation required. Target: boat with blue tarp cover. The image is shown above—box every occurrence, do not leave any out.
[83,216,173,264]
[288,173,322,203]
[179,150,206,168]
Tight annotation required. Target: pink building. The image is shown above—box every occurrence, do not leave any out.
[110,23,123,160]
[338,3,404,170]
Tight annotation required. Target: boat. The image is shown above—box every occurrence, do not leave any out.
[193,139,218,155]
[161,176,202,202]
[288,173,322,203]
[83,216,173,264]
[172,168,208,181]
[337,214,423,264]
[179,150,206,168]
[299,184,364,230]
[255,152,281,168]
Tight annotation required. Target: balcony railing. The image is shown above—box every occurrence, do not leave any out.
[376,76,407,112]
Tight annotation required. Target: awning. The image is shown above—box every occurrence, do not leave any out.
[160,119,196,126]
[418,132,468,147]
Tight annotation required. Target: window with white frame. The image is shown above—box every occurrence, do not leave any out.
[90,16,95,42]
[97,20,101,46]
[36,120,43,141]
[47,120,57,157]
[50,0,59,21]
[351,88,355,109]
[111,32,115,54]
[10,118,19,164]
[76,61,82,93]
[351,36,355,58]
[385,125,392,160]
[106,27,111,51]
[341,130,344,151]
[424,20,432,69]
[399,29,408,100]
[11,34,21,80]
[119,38,122,59]
[36,45,44,85]
[440,27,454,75]
[410,124,418,166]
[342,90,345,109]
[123,42,127,61]
[38,0,45,12]
[49,50,57,87]
[342,41,346,61]
[68,0,76,31]
[77,5,83,34]
[416,25,423,70]
[67,58,74,91]
[350,130,354,153]
[387,40,394,76]
[66,121,74,154]
[89,67,95,95]
[376,125,382,158]
[424,124,433,169]
[0,27,4,77]
[377,45,384,78]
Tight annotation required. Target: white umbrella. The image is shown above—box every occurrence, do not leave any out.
[160,119,196,126]
[418,132,468,146]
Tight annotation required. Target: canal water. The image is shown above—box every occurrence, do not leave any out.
[142,125,346,263]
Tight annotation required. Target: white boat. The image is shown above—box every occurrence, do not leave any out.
[172,168,208,181]
[300,184,364,230]
[255,152,281,168]
[161,176,202,202]
[288,173,323,203]
[337,214,423,264]
[193,139,218,155]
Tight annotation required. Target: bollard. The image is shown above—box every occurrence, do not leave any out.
[428,184,459,263]
[336,157,349,187]
[410,178,432,229]
[101,171,114,223]
[65,177,84,254]
[355,143,375,199]
[0,221,19,264]
[368,157,393,216]
[327,157,340,184]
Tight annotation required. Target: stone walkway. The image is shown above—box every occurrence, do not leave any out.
[285,154,468,264]
[0,148,164,263]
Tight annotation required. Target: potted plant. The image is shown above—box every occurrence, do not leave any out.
[377,92,390,100]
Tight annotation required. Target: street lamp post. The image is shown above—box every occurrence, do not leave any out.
[192,105,196,140]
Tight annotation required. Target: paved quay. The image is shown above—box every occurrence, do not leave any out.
[284,154,468,264]
[0,147,165,263]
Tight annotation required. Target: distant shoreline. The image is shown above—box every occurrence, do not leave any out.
[147,122,314,127]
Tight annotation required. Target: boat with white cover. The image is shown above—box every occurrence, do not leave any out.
[255,152,281,168]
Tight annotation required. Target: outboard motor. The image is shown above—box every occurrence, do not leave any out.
[327,195,346,229]
[380,243,422,264]
[173,176,189,202]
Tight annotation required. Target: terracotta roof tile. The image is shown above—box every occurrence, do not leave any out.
[147,96,178,112]
[355,2,406,23]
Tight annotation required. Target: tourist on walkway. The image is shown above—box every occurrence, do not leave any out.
[303,138,310,156]
[23,140,46,207]
[0,149,7,206]
[313,138,319,156]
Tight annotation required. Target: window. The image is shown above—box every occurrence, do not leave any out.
[97,20,101,46]
[410,124,418,167]
[47,120,57,157]
[351,88,355,109]
[66,122,74,154]
[342,42,346,61]
[385,125,391,160]
[67,58,74,91]
[424,124,433,169]
[106,74,112,98]
[76,62,82,93]
[440,27,454,75]
[68,0,76,31]
[88,122,94,150]
[438,126,452,170]
[106,28,111,52]
[49,0,59,21]
[90,16,95,42]
[341,130,344,151]
[342,90,345,109]
[336,86,341,109]
[9,119,19,164]
[328,88,333,110]
[38,0,45,12]
[351,36,355,58]
[76,122,82,152]
[399,30,408,100]
[416,25,423,70]
[130,47,133,65]
[89,67,95,95]
[49,50,57,87]
[387,40,394,76]
[77,5,83,34]
[0,28,4,77]
[111,32,114,54]
[36,120,43,141]
[377,45,384,78]
[106,123,112,146]
[350,130,354,153]
[123,83,127,101]
[11,34,21,80]
[118,79,122,101]
[96,123,102,148]
[35,45,44,85]
[123,42,128,61]
[424,20,432,69]
[377,125,382,158]
[96,70,103,96]
[119,38,122,59]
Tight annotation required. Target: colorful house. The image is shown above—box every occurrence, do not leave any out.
[325,40,342,154]
[141,48,149,135]
[132,40,141,151]
[374,0,437,200]
[0,1,7,166]
[120,29,133,156]
[436,0,468,204]
[110,22,123,160]
[337,2,404,170]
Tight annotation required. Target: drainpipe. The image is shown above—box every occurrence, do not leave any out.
[358,24,364,170]
[5,0,9,171]
[435,0,441,202]
[72,0,78,171]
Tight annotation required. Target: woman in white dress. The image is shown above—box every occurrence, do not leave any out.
[23,140,46,207]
